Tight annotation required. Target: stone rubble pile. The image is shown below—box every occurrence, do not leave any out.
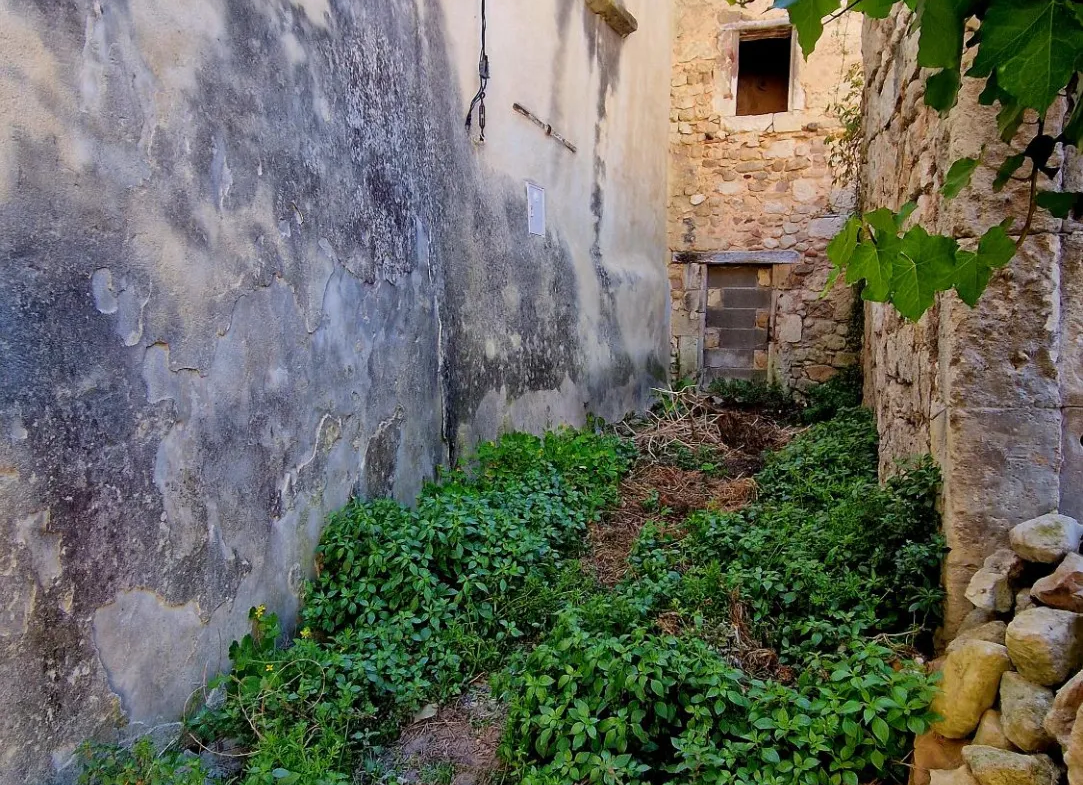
[918,514,1083,785]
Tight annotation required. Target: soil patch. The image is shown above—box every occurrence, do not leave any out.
[373,685,506,785]
[590,390,794,587]
[588,464,757,586]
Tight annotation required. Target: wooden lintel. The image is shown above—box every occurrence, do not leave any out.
[672,250,801,265]
[585,0,638,37]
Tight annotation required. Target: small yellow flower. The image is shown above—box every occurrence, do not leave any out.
[300,627,312,640]
[254,604,266,619]
[265,664,274,672]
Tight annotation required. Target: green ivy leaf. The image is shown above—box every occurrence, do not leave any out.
[776,0,842,58]
[849,242,896,301]
[895,201,919,228]
[993,153,1027,191]
[892,227,960,320]
[916,0,976,69]
[970,0,1083,112]
[954,224,1017,306]
[941,156,981,199]
[978,71,1002,106]
[1063,94,1083,148]
[997,98,1026,142]
[925,68,962,112]
[852,0,898,17]
[1023,134,1057,172]
[1036,190,1083,218]
[827,216,861,268]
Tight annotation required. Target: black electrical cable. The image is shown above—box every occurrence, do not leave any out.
[465,0,489,141]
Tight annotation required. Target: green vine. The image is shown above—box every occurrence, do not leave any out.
[772,0,1083,320]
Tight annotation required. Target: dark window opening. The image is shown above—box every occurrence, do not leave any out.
[736,32,792,117]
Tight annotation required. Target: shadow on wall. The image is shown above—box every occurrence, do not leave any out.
[0,0,666,781]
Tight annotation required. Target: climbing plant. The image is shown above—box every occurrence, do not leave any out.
[772,0,1083,320]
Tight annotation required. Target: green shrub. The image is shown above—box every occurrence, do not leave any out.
[76,738,209,785]
[705,368,864,426]
[499,406,944,785]
[500,611,938,785]
[800,367,864,424]
[680,409,943,655]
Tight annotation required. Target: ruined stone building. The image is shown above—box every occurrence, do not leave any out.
[1,0,1082,782]
[668,0,862,388]
[0,1,669,781]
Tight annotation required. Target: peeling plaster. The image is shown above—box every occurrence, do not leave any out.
[15,510,62,589]
[0,1,670,781]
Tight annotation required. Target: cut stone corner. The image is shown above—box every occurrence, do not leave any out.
[585,0,638,37]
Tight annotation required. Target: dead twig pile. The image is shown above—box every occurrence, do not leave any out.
[725,592,795,684]
[588,465,758,587]
[616,387,794,478]
[588,388,793,587]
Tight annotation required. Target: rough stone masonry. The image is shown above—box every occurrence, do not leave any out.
[862,6,1083,639]
[667,0,862,389]
[0,0,671,781]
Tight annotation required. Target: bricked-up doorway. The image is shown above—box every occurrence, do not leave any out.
[703,264,772,382]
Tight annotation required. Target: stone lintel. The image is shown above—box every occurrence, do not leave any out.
[585,0,638,37]
[672,250,801,266]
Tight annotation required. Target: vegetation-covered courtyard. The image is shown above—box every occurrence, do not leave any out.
[78,377,946,784]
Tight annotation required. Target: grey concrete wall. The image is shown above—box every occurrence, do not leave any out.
[862,8,1081,642]
[0,0,671,781]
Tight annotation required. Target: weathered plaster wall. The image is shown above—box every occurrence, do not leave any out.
[863,9,1081,640]
[0,0,670,781]
[668,0,861,388]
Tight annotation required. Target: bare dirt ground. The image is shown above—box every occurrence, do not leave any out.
[373,685,506,785]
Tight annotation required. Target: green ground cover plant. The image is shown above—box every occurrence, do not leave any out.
[708,366,863,426]
[75,738,209,785]
[79,395,942,785]
[184,430,630,784]
[498,406,944,785]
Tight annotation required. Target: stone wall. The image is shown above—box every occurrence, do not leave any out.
[910,515,1083,785]
[668,0,862,389]
[0,1,671,781]
[862,9,1082,640]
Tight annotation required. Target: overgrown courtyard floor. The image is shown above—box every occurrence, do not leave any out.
[377,391,797,785]
[78,376,947,785]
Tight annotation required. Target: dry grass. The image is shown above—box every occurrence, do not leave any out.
[588,388,794,587]
[616,387,794,476]
[588,464,758,586]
